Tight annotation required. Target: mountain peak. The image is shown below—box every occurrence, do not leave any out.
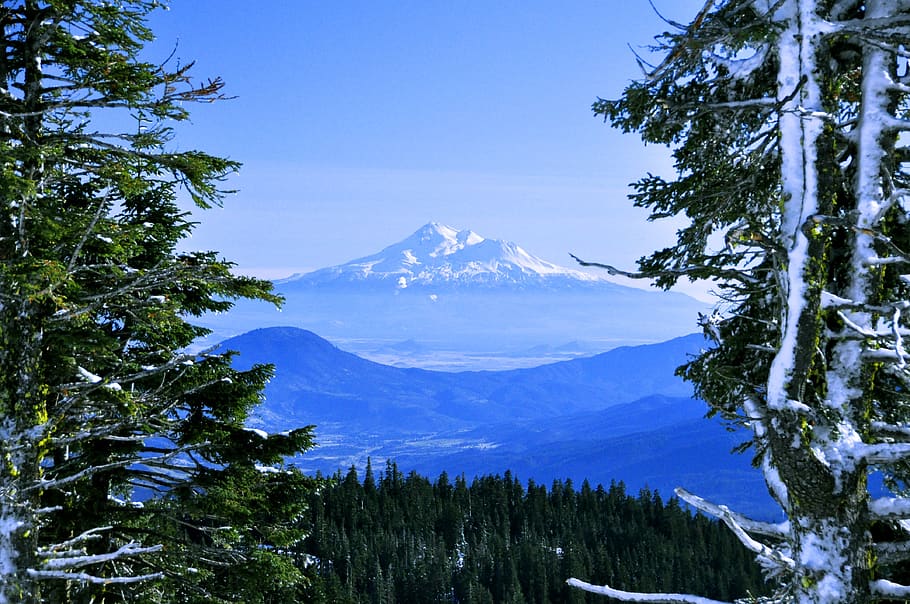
[406,222,485,259]
[280,222,611,289]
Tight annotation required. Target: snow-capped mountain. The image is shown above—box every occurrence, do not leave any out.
[201,222,710,369]
[279,222,607,289]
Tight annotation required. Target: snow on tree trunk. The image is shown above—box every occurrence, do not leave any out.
[765,2,871,601]
[570,0,910,602]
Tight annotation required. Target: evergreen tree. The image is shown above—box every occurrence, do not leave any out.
[0,1,314,601]
[301,471,766,603]
[569,1,910,602]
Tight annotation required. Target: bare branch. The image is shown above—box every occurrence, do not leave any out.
[569,254,756,284]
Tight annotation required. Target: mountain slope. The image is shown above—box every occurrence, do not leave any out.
[279,222,607,289]
[402,411,772,519]
[222,327,775,517]
[221,326,700,430]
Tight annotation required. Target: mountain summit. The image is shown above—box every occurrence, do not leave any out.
[202,222,709,369]
[280,222,605,289]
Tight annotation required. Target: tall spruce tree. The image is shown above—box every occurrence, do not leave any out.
[0,1,314,602]
[567,1,910,602]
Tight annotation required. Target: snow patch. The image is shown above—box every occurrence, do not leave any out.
[245,428,269,439]
[77,367,102,384]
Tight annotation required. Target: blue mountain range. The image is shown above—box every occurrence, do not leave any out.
[221,326,779,520]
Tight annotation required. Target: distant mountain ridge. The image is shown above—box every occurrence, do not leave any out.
[279,222,607,289]
[223,326,700,430]
[222,326,776,518]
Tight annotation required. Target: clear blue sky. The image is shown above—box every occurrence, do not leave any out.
[147,1,705,291]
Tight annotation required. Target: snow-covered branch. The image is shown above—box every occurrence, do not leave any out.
[871,421,910,440]
[27,569,163,585]
[820,291,855,309]
[678,490,792,577]
[856,442,910,465]
[674,487,787,537]
[35,542,163,571]
[39,526,110,553]
[870,579,910,599]
[704,44,771,81]
[835,14,910,35]
[565,579,732,604]
[836,311,876,337]
[874,540,910,565]
[863,255,910,266]
[862,348,910,364]
[870,497,910,520]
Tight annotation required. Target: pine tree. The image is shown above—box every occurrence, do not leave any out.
[0,1,314,601]
[568,1,910,602]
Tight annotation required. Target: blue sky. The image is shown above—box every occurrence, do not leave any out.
[147,1,705,291]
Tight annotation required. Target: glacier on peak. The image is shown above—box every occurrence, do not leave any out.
[279,222,607,289]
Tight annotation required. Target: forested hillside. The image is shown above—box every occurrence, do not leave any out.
[299,464,769,603]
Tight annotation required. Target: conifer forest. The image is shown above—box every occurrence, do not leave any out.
[299,466,768,603]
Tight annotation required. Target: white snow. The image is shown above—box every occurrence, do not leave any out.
[870,496,910,519]
[766,0,825,414]
[0,514,23,586]
[245,428,268,439]
[872,580,910,598]
[566,579,730,604]
[282,222,609,287]
[401,249,419,265]
[77,367,102,384]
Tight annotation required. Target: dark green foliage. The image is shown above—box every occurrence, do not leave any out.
[585,1,910,600]
[0,1,317,600]
[140,466,320,603]
[300,464,768,603]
